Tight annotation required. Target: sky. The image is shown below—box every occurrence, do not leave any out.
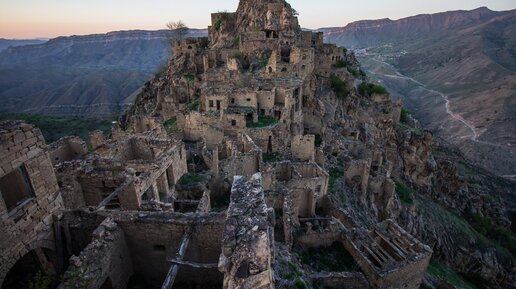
[1,0,515,39]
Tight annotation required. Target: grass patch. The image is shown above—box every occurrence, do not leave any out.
[330,75,348,98]
[394,180,413,204]
[247,116,279,128]
[178,173,202,186]
[427,260,479,289]
[357,82,388,96]
[263,152,281,162]
[0,112,113,143]
[299,242,360,272]
[163,118,179,134]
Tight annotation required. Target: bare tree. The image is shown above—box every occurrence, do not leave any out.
[166,20,189,41]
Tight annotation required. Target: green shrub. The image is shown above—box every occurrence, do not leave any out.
[183,74,195,82]
[334,59,349,68]
[330,75,348,98]
[400,108,411,124]
[357,82,388,96]
[164,118,179,134]
[178,173,202,186]
[347,66,360,77]
[263,152,281,162]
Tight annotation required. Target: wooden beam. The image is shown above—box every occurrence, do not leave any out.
[161,228,192,289]
[168,259,218,269]
[96,180,131,210]
[161,191,210,289]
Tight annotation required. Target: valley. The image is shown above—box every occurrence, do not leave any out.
[324,7,516,176]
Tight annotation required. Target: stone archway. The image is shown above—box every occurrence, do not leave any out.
[1,247,58,289]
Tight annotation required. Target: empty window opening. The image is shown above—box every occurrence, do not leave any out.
[209,100,214,108]
[231,98,235,104]
[0,165,34,212]
[246,98,251,102]
[216,100,221,110]
[153,245,166,252]
[231,120,237,126]
[281,67,287,72]
[268,67,273,73]
[246,113,253,125]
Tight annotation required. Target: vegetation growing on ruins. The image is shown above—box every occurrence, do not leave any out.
[164,118,179,134]
[178,173,202,186]
[247,116,279,128]
[263,152,282,162]
[330,75,348,98]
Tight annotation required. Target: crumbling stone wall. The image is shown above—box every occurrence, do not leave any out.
[219,174,275,289]
[59,218,133,289]
[291,134,315,162]
[0,121,63,286]
[49,136,87,165]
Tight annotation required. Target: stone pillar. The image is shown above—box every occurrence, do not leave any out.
[150,183,160,201]
[119,183,141,210]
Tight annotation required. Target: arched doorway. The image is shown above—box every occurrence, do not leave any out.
[2,248,58,289]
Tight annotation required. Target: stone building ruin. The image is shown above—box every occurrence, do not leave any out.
[0,0,435,288]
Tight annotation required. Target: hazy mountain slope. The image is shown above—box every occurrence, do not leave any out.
[0,29,207,117]
[324,7,516,176]
[0,39,47,52]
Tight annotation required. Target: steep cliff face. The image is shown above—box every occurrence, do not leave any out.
[126,0,514,287]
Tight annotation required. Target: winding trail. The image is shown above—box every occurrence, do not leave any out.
[366,57,501,146]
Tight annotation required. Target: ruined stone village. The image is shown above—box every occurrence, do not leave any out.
[1,0,513,289]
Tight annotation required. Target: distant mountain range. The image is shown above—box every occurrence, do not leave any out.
[0,38,47,52]
[323,6,516,176]
[0,29,207,117]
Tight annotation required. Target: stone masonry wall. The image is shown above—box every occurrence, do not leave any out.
[0,121,63,286]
